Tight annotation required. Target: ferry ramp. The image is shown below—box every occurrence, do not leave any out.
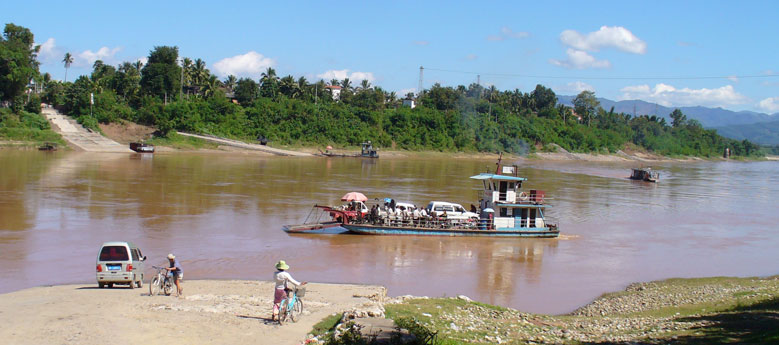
[176,132,312,156]
[42,107,132,153]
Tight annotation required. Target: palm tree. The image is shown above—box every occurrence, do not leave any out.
[279,75,299,98]
[260,67,278,84]
[224,75,237,91]
[260,67,279,98]
[202,75,222,98]
[329,79,340,87]
[193,58,208,87]
[62,52,74,82]
[359,79,371,91]
[341,78,352,92]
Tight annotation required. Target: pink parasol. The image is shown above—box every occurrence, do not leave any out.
[341,192,367,202]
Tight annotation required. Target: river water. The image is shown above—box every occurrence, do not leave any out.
[1,150,777,314]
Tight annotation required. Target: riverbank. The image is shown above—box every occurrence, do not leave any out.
[2,277,775,345]
[377,275,779,344]
[0,280,385,345]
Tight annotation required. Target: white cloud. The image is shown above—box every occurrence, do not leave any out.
[560,26,646,54]
[487,26,529,41]
[36,38,59,63]
[77,46,122,67]
[501,27,529,39]
[554,81,595,94]
[549,49,611,69]
[398,88,417,97]
[619,83,748,108]
[317,69,375,83]
[758,97,779,113]
[212,51,275,78]
[727,75,739,83]
[466,54,477,60]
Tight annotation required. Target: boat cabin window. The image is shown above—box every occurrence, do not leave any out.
[499,207,508,217]
[499,181,508,195]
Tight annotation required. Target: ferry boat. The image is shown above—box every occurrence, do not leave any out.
[629,167,659,182]
[339,159,559,238]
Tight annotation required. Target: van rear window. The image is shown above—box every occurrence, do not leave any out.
[99,246,129,261]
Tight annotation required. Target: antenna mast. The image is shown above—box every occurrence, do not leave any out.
[418,66,424,98]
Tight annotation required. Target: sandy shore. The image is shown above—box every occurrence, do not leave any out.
[0,280,385,345]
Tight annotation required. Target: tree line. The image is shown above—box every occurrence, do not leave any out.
[1,23,762,157]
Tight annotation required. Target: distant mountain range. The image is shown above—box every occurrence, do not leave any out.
[712,120,779,146]
[556,95,779,145]
[556,95,778,128]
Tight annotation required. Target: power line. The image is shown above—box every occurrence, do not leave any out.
[423,67,779,81]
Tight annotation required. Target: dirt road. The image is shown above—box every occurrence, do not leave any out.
[0,280,384,345]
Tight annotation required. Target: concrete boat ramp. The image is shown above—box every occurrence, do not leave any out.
[176,132,312,156]
[43,107,310,156]
[43,108,132,153]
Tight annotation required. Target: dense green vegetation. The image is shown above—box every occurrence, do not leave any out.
[0,108,63,144]
[1,23,762,158]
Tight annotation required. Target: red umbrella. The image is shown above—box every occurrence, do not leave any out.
[341,192,367,202]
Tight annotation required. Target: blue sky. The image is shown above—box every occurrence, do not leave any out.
[4,1,779,113]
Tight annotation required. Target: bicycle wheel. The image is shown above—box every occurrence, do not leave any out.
[294,299,303,315]
[163,279,172,296]
[150,276,160,296]
[290,299,302,322]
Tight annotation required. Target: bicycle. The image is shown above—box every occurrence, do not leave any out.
[149,265,173,296]
[278,285,305,325]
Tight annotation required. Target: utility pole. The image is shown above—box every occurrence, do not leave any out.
[179,60,183,101]
[418,66,424,98]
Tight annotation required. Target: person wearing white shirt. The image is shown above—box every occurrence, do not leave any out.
[272,260,306,321]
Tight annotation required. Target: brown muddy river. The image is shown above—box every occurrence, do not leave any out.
[1,150,777,314]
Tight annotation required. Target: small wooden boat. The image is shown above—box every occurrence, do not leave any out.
[317,141,379,158]
[630,168,659,182]
[130,142,155,153]
[38,142,58,151]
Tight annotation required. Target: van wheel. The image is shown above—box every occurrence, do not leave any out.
[107,283,114,288]
[136,279,143,288]
[98,283,105,288]
[129,280,135,289]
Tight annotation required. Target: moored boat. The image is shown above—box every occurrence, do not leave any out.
[130,142,155,153]
[629,168,659,182]
[317,141,379,158]
[38,142,58,151]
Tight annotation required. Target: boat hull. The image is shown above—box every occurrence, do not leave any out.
[341,224,559,238]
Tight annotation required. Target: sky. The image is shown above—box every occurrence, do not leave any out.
[4,1,779,113]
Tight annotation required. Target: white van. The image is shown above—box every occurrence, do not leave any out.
[96,241,146,288]
[425,201,479,220]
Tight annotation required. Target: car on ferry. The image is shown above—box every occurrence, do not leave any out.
[425,201,479,221]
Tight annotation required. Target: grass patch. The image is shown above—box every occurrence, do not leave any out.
[146,132,219,150]
[311,313,343,337]
[0,109,65,145]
